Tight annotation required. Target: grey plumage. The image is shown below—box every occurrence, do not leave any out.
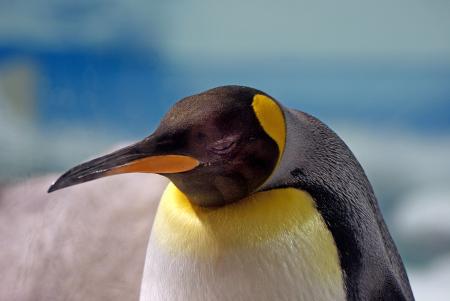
[0,173,167,301]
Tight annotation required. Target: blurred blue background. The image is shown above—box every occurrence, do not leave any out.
[1,1,449,298]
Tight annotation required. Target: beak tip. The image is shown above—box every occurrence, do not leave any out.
[47,182,60,193]
[47,178,68,193]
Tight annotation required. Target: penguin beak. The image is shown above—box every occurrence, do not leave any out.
[47,137,199,193]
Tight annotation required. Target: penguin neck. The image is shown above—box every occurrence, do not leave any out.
[260,108,306,190]
[150,182,340,260]
[141,182,346,300]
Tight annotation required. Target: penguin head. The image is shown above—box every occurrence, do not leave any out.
[48,86,286,206]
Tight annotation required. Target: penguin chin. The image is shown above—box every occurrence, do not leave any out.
[167,173,254,207]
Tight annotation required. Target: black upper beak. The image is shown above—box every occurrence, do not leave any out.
[48,137,199,193]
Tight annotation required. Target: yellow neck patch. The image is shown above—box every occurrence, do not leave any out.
[252,94,286,164]
[152,183,339,267]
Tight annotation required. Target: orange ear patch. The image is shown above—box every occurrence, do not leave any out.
[252,94,286,163]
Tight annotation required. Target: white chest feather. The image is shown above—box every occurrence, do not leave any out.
[140,183,345,301]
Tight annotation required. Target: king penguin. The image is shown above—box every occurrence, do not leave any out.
[48,86,414,301]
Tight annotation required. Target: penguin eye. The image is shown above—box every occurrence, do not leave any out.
[208,136,238,154]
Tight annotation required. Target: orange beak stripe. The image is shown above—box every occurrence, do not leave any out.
[106,155,200,175]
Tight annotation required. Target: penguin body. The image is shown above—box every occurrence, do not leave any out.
[140,184,345,301]
[266,107,414,301]
[49,86,414,301]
